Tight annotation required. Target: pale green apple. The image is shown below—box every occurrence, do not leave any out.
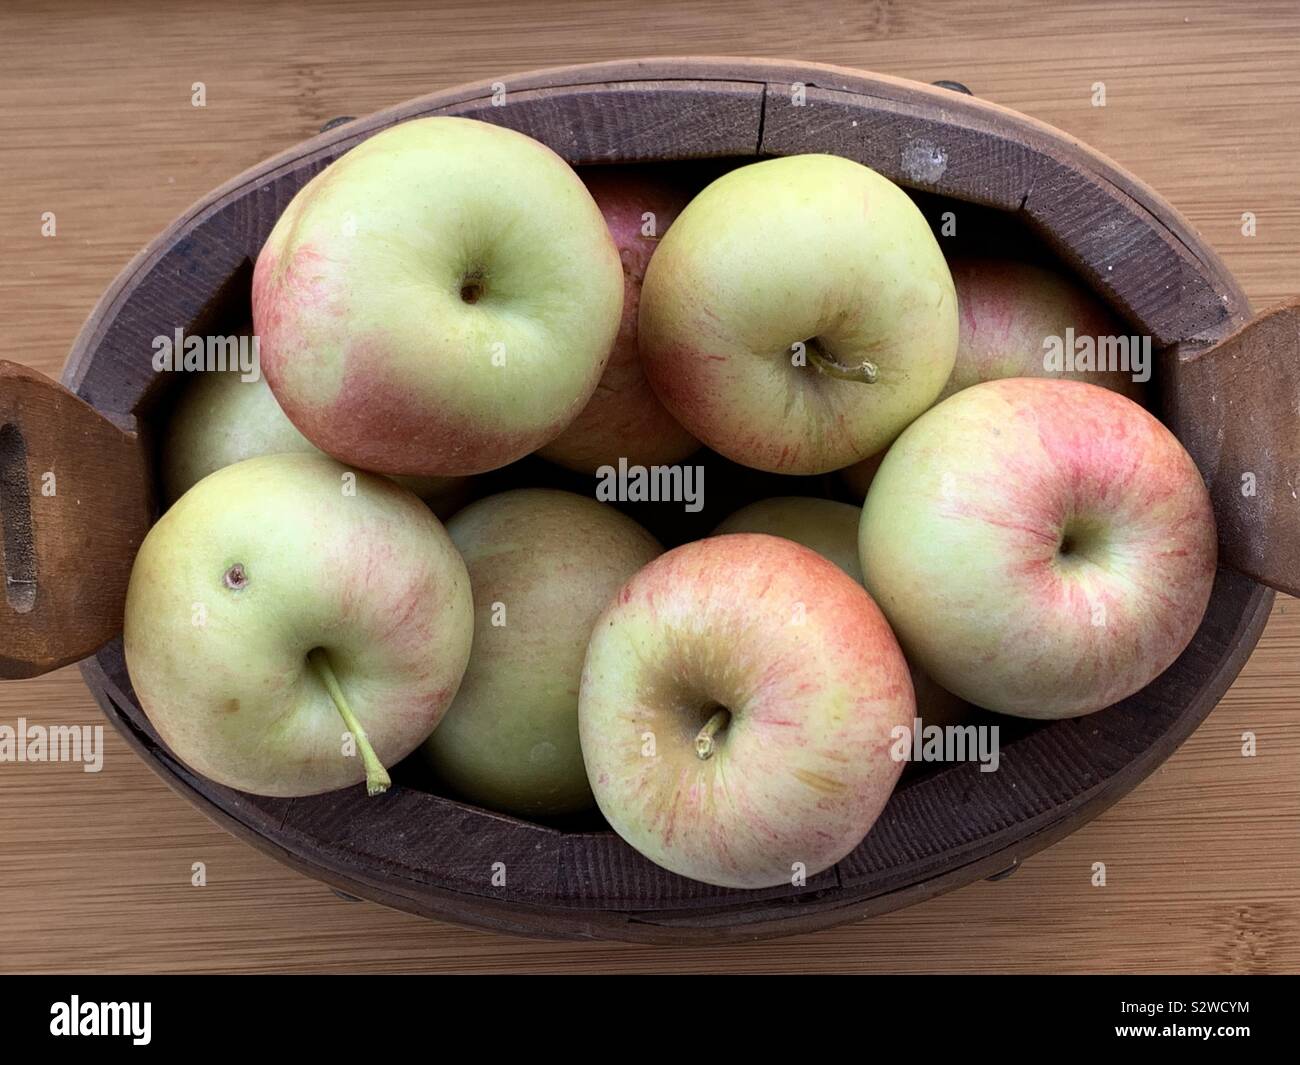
[253,116,624,477]
[125,453,474,796]
[639,154,957,474]
[859,379,1217,719]
[713,496,969,729]
[580,534,914,888]
[160,368,468,515]
[424,489,660,817]
[714,497,864,583]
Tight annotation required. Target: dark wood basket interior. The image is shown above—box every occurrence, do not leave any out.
[64,59,1273,942]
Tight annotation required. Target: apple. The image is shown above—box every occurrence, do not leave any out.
[423,488,660,817]
[840,451,885,502]
[942,257,1146,405]
[841,257,1144,499]
[253,116,624,477]
[713,496,969,729]
[713,497,864,583]
[579,533,914,888]
[124,453,474,796]
[160,367,468,516]
[638,154,957,475]
[538,168,699,473]
[859,378,1217,719]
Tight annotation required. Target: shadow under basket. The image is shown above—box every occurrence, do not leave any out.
[6,57,1300,943]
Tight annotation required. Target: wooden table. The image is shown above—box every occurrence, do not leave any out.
[1,0,1297,973]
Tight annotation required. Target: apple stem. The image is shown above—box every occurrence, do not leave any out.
[307,647,391,797]
[808,348,879,384]
[694,709,731,760]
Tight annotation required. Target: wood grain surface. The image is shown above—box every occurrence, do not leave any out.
[1,0,1297,973]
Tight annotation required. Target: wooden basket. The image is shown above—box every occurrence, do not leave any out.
[3,58,1298,943]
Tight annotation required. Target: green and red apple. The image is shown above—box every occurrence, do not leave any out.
[253,116,624,476]
[424,489,660,818]
[859,379,1217,719]
[580,533,914,888]
[539,168,698,473]
[125,453,474,796]
[161,367,467,515]
[639,154,957,474]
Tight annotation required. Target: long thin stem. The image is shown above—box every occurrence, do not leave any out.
[307,647,391,796]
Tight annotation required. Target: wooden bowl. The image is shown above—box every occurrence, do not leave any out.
[4,58,1298,943]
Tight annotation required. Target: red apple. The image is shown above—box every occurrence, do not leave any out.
[539,169,699,473]
[842,257,1144,499]
[840,451,885,502]
[944,257,1146,403]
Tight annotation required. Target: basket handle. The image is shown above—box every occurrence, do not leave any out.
[0,361,152,678]
[1169,298,1300,597]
